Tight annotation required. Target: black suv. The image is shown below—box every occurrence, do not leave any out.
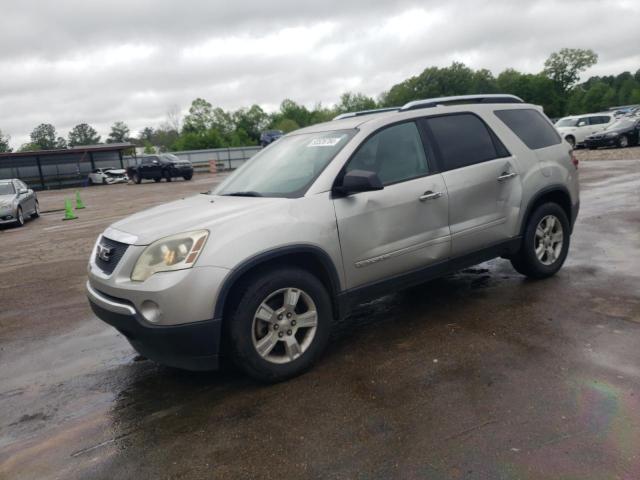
[128,154,194,183]
[259,130,284,147]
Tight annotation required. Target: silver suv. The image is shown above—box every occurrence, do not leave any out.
[87,94,580,382]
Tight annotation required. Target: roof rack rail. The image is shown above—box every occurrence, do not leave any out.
[400,94,524,112]
[333,107,399,121]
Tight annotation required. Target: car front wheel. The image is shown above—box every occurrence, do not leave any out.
[31,201,40,218]
[227,267,332,382]
[510,202,570,279]
[618,135,629,148]
[133,173,141,184]
[15,206,25,227]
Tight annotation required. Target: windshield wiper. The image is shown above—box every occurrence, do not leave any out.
[222,191,263,197]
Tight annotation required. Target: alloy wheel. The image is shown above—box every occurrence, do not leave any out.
[251,287,318,364]
[534,215,564,265]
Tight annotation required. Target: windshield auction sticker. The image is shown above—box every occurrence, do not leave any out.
[308,137,343,147]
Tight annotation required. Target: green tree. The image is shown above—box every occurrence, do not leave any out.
[0,129,11,153]
[183,98,213,133]
[143,141,155,154]
[68,123,101,146]
[335,92,377,114]
[30,123,57,150]
[55,136,67,149]
[233,105,269,143]
[543,48,598,92]
[271,118,300,133]
[107,121,130,143]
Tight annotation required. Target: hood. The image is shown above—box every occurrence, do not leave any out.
[0,193,16,204]
[105,169,127,175]
[108,194,286,245]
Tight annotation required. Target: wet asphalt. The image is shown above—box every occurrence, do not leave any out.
[1,160,639,480]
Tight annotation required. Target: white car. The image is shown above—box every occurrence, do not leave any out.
[555,113,615,148]
[88,168,128,185]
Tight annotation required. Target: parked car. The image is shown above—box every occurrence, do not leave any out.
[0,178,39,227]
[87,94,579,382]
[584,116,640,149]
[88,168,128,185]
[127,154,193,184]
[555,113,615,148]
[260,130,284,147]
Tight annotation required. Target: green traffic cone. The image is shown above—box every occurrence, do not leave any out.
[63,199,77,221]
[75,191,86,209]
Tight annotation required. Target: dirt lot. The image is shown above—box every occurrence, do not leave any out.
[1,158,640,479]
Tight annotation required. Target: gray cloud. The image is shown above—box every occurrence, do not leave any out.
[1,0,638,147]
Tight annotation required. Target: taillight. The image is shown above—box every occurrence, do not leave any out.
[571,152,579,169]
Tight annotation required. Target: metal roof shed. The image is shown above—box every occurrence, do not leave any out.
[0,143,134,190]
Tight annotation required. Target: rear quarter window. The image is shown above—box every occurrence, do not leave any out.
[494,109,561,150]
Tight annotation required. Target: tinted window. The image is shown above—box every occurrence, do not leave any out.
[346,122,429,185]
[425,114,503,171]
[495,109,561,150]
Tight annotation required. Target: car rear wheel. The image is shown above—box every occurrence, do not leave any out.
[618,135,629,148]
[31,201,40,218]
[15,206,25,227]
[183,175,192,181]
[164,171,172,182]
[510,202,570,279]
[133,173,141,184]
[227,267,332,382]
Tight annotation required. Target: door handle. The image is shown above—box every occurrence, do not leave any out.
[497,172,518,182]
[419,191,442,201]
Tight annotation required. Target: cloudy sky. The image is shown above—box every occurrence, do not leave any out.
[1,0,638,148]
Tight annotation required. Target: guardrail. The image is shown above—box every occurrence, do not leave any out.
[124,146,261,174]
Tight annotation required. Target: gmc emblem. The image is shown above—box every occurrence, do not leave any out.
[96,244,112,262]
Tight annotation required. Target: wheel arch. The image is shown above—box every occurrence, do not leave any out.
[214,245,342,322]
[520,185,573,235]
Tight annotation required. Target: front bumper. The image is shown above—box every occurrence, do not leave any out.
[87,281,222,370]
[0,207,17,224]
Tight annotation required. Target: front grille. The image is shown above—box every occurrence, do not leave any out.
[95,236,129,275]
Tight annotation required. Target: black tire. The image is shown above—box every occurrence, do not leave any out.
[102,178,107,185]
[15,206,25,227]
[510,202,570,279]
[565,136,575,148]
[183,175,192,181]
[31,201,40,218]
[227,267,332,383]
[164,171,172,182]
[617,135,629,148]
[133,173,141,184]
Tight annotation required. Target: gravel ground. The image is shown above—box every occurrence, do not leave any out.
[574,144,640,161]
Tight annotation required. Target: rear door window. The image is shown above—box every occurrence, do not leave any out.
[494,108,561,150]
[422,113,509,172]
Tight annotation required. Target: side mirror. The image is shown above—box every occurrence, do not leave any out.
[334,170,383,195]
[18,188,28,195]
[577,121,587,127]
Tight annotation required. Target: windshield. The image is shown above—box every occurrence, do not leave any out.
[556,118,579,127]
[606,117,636,131]
[0,183,15,195]
[213,129,355,198]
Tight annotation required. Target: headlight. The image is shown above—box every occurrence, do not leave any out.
[131,230,209,282]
